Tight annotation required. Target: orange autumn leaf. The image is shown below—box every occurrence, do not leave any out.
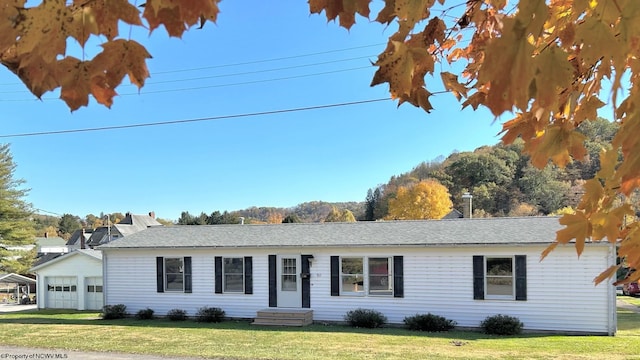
[556,212,592,257]
[309,0,371,29]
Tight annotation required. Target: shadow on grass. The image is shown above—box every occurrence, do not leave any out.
[0,309,604,342]
[1,308,634,339]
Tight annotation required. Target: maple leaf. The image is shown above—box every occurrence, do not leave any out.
[143,0,220,37]
[573,97,606,125]
[590,206,631,242]
[79,0,142,41]
[56,57,93,111]
[371,40,432,98]
[13,0,70,63]
[309,0,371,30]
[526,123,586,168]
[461,91,486,111]
[0,0,24,54]
[555,212,592,257]
[532,45,573,109]
[478,18,536,115]
[440,72,468,100]
[613,114,640,195]
[93,40,151,89]
[595,265,621,286]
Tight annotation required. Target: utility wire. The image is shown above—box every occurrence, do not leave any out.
[0,66,372,100]
[0,98,391,139]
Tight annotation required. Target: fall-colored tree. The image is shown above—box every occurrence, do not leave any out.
[385,179,452,220]
[324,206,356,222]
[3,1,640,283]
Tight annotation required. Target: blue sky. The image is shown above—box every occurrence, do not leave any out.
[0,2,504,221]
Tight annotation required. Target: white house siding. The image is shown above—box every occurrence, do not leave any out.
[306,245,615,335]
[103,243,615,335]
[34,253,102,310]
[104,249,271,318]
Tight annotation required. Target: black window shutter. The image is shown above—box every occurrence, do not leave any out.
[515,255,527,301]
[393,256,404,298]
[268,255,277,307]
[184,257,192,293]
[330,256,340,296]
[244,256,253,295]
[156,257,164,293]
[214,256,222,294]
[473,255,484,300]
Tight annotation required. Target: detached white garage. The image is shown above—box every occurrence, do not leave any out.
[30,249,103,310]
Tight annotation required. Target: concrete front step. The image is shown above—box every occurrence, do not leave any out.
[253,308,313,326]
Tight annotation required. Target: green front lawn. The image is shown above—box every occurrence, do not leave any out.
[0,305,639,360]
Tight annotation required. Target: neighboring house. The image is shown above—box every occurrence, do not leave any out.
[30,212,161,310]
[35,234,67,256]
[99,216,617,335]
[66,212,162,250]
[30,249,103,310]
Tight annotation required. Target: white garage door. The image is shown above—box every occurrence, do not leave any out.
[46,276,78,309]
[85,277,103,310]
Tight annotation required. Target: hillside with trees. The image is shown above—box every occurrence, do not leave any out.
[365,117,628,220]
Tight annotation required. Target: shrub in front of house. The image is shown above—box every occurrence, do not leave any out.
[403,313,457,332]
[135,307,155,320]
[480,314,524,335]
[166,308,188,321]
[195,306,226,323]
[344,308,387,328]
[101,304,128,320]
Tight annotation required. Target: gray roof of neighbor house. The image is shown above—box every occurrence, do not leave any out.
[66,229,92,246]
[82,213,163,248]
[98,217,576,250]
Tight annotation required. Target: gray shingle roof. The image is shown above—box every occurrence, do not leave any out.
[98,217,569,250]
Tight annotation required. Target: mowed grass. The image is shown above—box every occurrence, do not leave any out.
[1,301,640,360]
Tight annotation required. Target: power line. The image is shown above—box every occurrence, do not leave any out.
[0,43,384,87]
[0,98,391,138]
[152,43,385,74]
[0,66,373,100]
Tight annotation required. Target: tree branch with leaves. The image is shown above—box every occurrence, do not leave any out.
[1,0,639,283]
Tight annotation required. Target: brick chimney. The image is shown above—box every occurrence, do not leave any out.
[462,192,473,219]
[80,229,86,249]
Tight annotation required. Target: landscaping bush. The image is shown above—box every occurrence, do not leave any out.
[480,314,524,335]
[403,313,457,332]
[344,308,387,328]
[195,306,225,323]
[135,307,154,320]
[166,308,188,321]
[101,304,127,320]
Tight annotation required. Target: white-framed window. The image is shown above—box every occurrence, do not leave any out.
[485,256,514,299]
[340,257,393,296]
[223,257,244,293]
[164,257,184,292]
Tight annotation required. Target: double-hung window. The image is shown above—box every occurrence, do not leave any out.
[165,257,185,291]
[215,256,253,294]
[473,255,526,301]
[485,257,513,299]
[338,257,394,296]
[223,257,244,292]
[156,256,192,293]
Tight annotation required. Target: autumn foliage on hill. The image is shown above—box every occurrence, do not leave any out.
[1,0,639,283]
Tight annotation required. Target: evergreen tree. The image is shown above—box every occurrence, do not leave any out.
[0,144,36,274]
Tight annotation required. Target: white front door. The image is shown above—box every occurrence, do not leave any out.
[277,255,301,308]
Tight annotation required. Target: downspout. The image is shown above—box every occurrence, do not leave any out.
[608,243,617,336]
[102,250,107,310]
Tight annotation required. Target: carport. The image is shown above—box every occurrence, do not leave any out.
[0,273,36,304]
